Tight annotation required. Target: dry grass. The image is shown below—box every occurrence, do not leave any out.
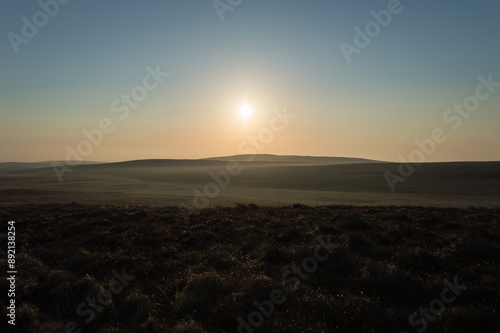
[0,204,499,332]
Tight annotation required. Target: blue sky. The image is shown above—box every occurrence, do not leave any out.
[1,0,499,162]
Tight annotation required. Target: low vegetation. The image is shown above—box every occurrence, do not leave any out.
[1,204,499,332]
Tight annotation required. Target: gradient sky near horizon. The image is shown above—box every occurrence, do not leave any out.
[1,0,499,162]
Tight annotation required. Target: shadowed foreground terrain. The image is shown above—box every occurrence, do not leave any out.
[1,204,499,332]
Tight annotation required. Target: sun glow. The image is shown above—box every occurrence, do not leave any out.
[239,104,252,120]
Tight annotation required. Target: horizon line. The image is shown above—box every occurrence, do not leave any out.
[2,153,500,165]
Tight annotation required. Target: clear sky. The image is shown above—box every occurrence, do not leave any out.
[1,0,499,162]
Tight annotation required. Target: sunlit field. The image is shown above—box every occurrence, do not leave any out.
[1,158,499,209]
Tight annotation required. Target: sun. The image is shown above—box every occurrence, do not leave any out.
[239,104,252,120]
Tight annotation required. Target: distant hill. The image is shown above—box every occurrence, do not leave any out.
[0,155,381,169]
[203,154,381,164]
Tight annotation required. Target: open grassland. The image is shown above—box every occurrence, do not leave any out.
[1,204,499,332]
[1,160,500,208]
